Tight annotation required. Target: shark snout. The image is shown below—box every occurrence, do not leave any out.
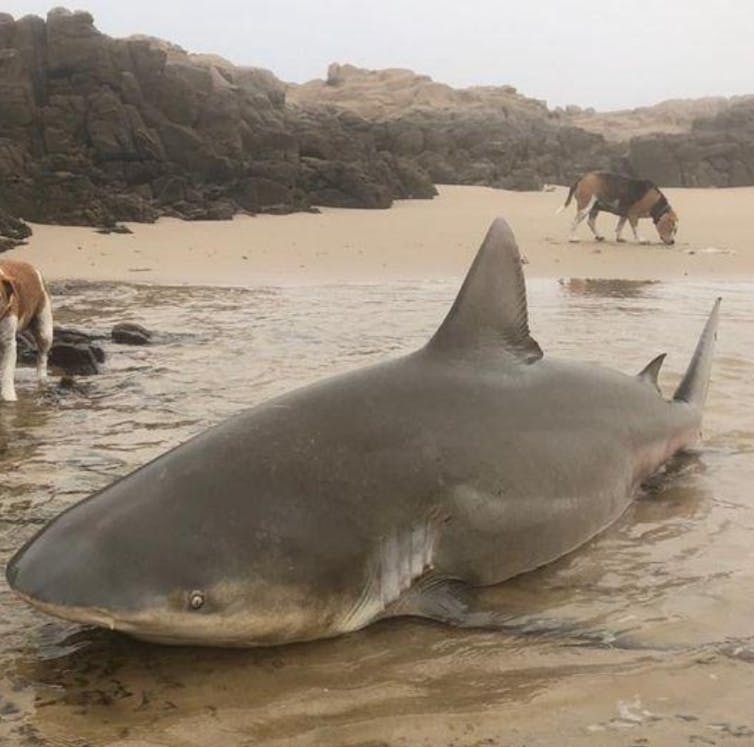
[5,513,155,623]
[6,530,102,612]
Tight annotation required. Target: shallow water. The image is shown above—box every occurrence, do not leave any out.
[0,277,752,746]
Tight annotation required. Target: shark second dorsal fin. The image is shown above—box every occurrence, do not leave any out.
[427,217,542,362]
[637,353,666,392]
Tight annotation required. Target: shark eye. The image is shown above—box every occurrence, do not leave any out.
[188,590,205,610]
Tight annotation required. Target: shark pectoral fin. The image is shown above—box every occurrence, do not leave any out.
[386,575,516,630]
[637,353,666,392]
[387,577,639,647]
[384,575,478,625]
[426,217,543,363]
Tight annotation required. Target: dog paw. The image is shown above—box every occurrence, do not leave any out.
[595,236,605,242]
[616,238,626,243]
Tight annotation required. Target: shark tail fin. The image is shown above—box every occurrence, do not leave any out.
[673,298,721,408]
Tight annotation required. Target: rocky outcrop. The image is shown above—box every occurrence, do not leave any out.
[0,9,436,229]
[0,10,751,234]
[625,100,754,187]
[293,64,754,190]
[290,64,621,191]
[564,97,750,141]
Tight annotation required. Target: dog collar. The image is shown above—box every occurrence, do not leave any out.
[650,196,671,224]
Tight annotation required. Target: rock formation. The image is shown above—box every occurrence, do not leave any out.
[0,9,436,228]
[0,10,752,232]
[290,63,619,191]
[292,64,754,192]
[17,326,105,375]
[625,99,754,187]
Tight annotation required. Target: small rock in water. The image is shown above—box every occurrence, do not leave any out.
[112,322,152,345]
[54,328,106,363]
[50,343,100,376]
[17,327,105,373]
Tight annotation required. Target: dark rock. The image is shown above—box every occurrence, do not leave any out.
[49,342,100,375]
[625,99,754,186]
[377,152,437,199]
[111,321,152,345]
[627,138,683,186]
[153,174,188,206]
[300,157,392,209]
[0,207,32,241]
[183,200,237,221]
[233,176,292,211]
[17,326,105,371]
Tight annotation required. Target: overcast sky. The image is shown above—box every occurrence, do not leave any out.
[5,1,753,110]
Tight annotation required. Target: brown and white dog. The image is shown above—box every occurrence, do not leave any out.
[557,171,679,245]
[0,259,53,402]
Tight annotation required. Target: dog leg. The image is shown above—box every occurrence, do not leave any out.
[587,206,604,241]
[32,295,53,384]
[569,196,595,242]
[0,313,19,402]
[615,216,627,242]
[629,217,649,245]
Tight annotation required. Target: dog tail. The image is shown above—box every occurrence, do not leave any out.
[555,180,578,215]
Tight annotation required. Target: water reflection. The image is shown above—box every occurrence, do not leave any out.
[558,278,658,299]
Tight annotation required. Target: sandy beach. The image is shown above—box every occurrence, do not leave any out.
[5,184,754,286]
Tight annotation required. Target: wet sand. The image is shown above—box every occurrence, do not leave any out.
[5,184,754,286]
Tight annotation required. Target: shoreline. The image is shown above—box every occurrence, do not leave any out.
[5,185,754,286]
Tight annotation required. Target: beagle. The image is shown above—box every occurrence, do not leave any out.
[558,171,678,245]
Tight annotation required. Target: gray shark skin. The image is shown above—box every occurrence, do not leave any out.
[5,217,720,647]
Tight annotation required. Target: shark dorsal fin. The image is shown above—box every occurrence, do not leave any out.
[637,353,666,392]
[427,217,542,362]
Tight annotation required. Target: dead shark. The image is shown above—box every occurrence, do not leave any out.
[5,217,719,647]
